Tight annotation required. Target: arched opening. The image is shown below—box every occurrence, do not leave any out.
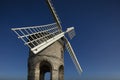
[40,61,52,80]
[59,65,64,80]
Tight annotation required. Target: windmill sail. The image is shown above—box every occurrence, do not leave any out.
[11,23,64,54]
[46,0,62,31]
[46,0,82,74]
[66,27,76,39]
[65,38,83,74]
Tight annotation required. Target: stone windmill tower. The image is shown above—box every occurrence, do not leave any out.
[28,38,64,80]
[11,0,82,80]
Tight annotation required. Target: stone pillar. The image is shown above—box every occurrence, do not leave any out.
[34,68,40,80]
[52,69,58,80]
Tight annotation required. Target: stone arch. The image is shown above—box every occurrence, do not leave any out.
[59,65,64,80]
[40,58,54,70]
[39,60,52,80]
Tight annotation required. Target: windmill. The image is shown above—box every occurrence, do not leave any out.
[11,0,82,80]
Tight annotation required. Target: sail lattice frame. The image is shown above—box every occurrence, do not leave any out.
[12,23,62,53]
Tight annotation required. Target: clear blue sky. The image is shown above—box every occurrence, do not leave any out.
[0,0,120,80]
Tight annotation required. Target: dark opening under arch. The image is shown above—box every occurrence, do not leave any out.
[40,61,52,80]
[59,65,64,80]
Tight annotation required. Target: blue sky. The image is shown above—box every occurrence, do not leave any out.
[0,0,120,80]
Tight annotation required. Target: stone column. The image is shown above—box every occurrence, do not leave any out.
[52,69,58,80]
[34,64,40,80]
[34,69,40,80]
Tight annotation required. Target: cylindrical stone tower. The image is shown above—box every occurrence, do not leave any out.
[28,39,64,80]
